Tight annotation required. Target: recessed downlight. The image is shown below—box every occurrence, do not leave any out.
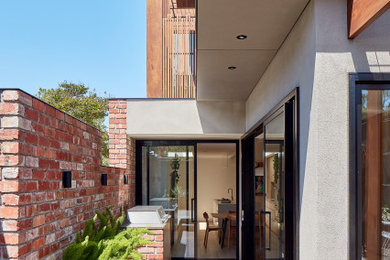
[228,66,237,70]
[236,35,247,40]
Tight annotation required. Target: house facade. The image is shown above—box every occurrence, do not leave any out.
[111,0,390,259]
[0,0,390,259]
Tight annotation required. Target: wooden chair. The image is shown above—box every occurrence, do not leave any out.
[203,212,223,248]
[227,211,236,248]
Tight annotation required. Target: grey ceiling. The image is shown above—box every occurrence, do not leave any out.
[197,0,309,101]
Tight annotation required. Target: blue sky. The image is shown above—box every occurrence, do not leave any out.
[0,0,146,98]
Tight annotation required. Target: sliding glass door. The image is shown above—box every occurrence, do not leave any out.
[140,143,197,259]
[137,141,239,259]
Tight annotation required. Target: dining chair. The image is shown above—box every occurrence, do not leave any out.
[203,212,223,248]
[227,211,236,248]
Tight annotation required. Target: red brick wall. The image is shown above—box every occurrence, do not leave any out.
[138,229,165,260]
[108,99,136,199]
[0,90,135,259]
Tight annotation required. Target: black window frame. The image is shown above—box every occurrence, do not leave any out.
[135,139,240,260]
[241,88,299,260]
[349,73,390,260]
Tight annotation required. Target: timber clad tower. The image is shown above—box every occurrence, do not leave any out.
[147,0,196,98]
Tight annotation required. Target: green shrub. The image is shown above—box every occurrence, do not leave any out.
[63,207,153,260]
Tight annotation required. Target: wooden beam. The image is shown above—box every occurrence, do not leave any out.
[147,0,163,98]
[348,0,390,39]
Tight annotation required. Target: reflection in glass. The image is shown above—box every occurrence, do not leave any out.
[361,90,390,259]
[143,145,195,258]
[255,110,285,259]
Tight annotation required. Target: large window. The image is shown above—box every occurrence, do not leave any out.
[351,75,390,260]
[361,89,390,259]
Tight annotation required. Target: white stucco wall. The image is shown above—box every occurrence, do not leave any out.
[245,0,390,259]
[126,100,245,138]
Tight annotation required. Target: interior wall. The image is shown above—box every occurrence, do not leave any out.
[197,155,236,221]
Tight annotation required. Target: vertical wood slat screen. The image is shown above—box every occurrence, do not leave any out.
[162,16,196,98]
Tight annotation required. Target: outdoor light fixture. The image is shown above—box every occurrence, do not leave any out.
[124,175,129,185]
[228,66,237,70]
[236,35,247,40]
[101,173,107,186]
[63,171,72,188]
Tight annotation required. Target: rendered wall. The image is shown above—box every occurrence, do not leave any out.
[125,99,245,138]
[245,0,390,259]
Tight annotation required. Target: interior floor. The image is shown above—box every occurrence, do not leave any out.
[171,227,237,259]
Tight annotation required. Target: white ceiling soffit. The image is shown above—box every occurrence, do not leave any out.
[197,0,308,101]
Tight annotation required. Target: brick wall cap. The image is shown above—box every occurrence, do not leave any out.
[0,88,101,132]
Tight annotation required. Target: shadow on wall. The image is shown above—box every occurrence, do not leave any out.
[196,101,246,135]
[300,0,390,211]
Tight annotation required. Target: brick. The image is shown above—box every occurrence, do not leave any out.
[32,237,45,251]
[0,206,20,218]
[25,132,38,145]
[2,167,19,179]
[46,105,56,117]
[39,136,50,147]
[0,129,20,140]
[0,180,19,192]
[2,90,33,106]
[38,203,51,212]
[0,103,24,115]
[2,142,19,154]
[2,194,19,205]
[25,107,38,121]
[25,251,39,260]
[32,169,45,179]
[56,110,64,120]
[38,181,50,190]
[39,158,51,169]
[2,233,21,245]
[32,122,45,134]
[25,156,39,168]
[2,220,18,231]
[26,181,38,192]
[32,99,45,112]
[0,155,22,166]
[1,116,32,130]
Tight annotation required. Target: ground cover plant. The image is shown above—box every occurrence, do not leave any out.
[62,207,152,260]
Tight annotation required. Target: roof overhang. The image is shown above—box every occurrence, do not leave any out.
[196,0,309,101]
[125,99,245,139]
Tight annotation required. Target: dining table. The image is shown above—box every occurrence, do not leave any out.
[211,212,236,249]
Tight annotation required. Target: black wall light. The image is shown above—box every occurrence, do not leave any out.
[63,171,72,188]
[101,173,107,186]
[228,66,237,70]
[124,175,129,185]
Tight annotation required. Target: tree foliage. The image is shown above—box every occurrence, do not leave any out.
[37,82,109,164]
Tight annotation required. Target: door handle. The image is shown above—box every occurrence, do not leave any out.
[261,211,271,250]
[191,198,195,222]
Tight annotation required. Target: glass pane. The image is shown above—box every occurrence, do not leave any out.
[196,143,237,259]
[173,146,196,258]
[146,145,194,258]
[255,133,266,259]
[264,111,285,260]
[361,90,390,259]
